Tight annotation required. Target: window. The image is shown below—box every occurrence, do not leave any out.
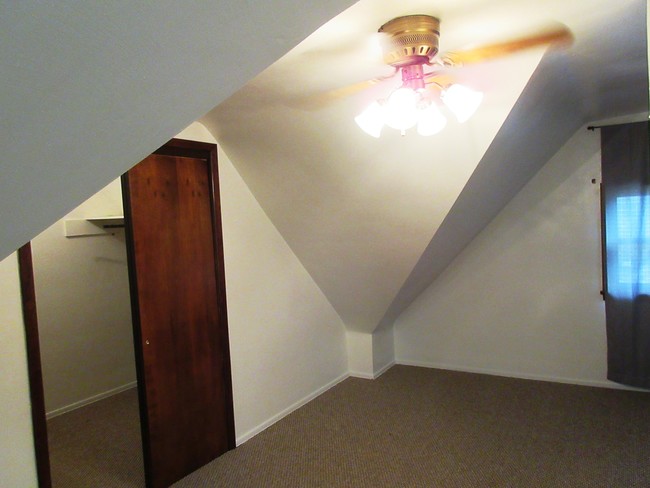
[608,195,650,296]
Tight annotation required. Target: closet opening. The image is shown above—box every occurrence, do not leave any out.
[28,178,144,487]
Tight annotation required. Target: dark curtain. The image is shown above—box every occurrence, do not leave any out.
[601,121,650,388]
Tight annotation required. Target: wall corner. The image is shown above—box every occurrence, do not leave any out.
[346,327,395,379]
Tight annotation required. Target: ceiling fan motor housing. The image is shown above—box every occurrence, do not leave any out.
[379,15,441,67]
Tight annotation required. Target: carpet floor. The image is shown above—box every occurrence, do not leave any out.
[48,387,144,488]
[48,366,650,487]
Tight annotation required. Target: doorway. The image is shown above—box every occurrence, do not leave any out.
[28,177,144,487]
[21,139,235,488]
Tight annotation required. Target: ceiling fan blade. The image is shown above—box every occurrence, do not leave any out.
[423,72,455,88]
[287,69,398,111]
[440,26,573,66]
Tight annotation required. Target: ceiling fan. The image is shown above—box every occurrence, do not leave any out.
[321,14,573,137]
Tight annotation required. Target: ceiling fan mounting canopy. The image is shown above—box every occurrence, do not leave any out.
[379,15,441,68]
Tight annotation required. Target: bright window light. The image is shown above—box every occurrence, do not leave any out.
[615,196,650,284]
[607,195,650,298]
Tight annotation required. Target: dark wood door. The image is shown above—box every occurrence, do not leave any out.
[122,139,235,488]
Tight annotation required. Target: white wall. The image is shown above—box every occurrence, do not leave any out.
[176,124,349,444]
[395,125,613,387]
[346,329,395,379]
[372,327,395,376]
[31,180,135,416]
[346,331,374,378]
[0,253,38,487]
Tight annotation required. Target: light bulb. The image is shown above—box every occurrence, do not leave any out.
[441,84,483,123]
[383,87,419,134]
[417,103,447,136]
[355,101,385,138]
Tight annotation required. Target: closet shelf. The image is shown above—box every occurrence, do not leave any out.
[64,216,125,237]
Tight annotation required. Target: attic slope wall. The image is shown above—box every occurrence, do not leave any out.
[394,126,613,387]
[0,0,355,262]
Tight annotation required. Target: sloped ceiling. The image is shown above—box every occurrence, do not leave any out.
[1,1,646,336]
[202,0,648,333]
[0,0,355,260]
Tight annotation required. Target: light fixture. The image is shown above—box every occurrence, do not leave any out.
[354,14,483,137]
[383,87,420,133]
[441,84,483,123]
[354,101,385,138]
[417,102,447,136]
[355,82,481,137]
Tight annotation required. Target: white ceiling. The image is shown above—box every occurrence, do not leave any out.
[202,0,648,332]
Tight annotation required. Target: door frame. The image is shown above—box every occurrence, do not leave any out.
[19,138,235,488]
[18,243,52,488]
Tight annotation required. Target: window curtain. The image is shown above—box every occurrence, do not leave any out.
[601,121,650,388]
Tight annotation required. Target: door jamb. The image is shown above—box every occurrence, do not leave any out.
[18,243,52,488]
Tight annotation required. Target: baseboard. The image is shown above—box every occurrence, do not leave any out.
[374,360,395,378]
[349,361,395,380]
[235,372,349,446]
[46,381,137,419]
[349,371,374,379]
[396,359,648,391]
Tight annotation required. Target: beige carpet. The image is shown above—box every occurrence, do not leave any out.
[48,366,650,487]
[48,387,144,487]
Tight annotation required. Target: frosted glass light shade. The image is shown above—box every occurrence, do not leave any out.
[383,87,419,132]
[417,104,447,136]
[355,101,385,138]
[441,84,483,123]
